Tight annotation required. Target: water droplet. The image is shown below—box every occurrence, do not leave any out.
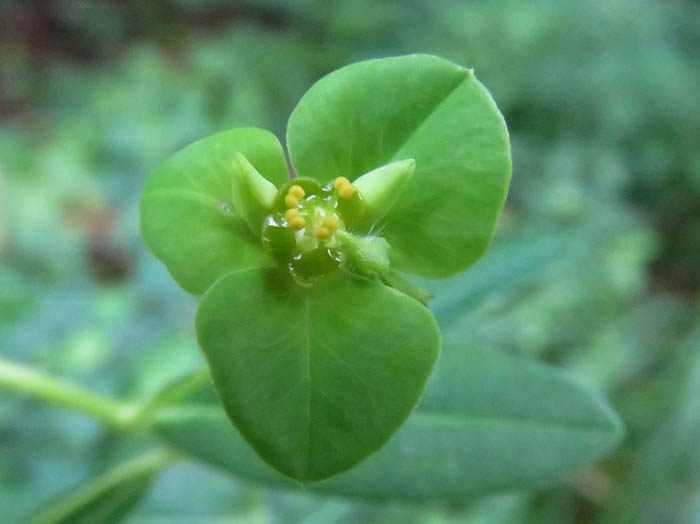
[219,201,234,216]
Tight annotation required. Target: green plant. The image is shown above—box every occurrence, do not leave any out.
[139,54,613,482]
[0,53,624,520]
[4,2,700,519]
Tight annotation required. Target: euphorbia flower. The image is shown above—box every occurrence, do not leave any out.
[140,54,511,481]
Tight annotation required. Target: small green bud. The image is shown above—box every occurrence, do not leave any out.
[353,158,415,230]
[232,153,278,235]
[335,230,390,276]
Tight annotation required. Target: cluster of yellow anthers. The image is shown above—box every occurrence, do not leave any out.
[313,216,338,239]
[284,184,306,208]
[283,207,306,231]
[282,178,355,240]
[333,176,355,199]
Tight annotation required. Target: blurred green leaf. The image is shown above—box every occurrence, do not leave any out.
[600,318,700,524]
[150,344,621,501]
[26,449,176,524]
[0,170,6,254]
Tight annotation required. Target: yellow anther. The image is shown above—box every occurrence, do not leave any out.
[284,208,300,222]
[324,216,338,233]
[334,177,350,190]
[289,217,306,230]
[339,184,355,199]
[285,194,300,207]
[289,185,305,198]
[314,227,331,239]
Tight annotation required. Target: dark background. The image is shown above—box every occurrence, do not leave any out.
[1,1,699,522]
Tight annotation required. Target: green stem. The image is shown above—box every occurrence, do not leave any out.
[380,269,433,305]
[0,357,139,431]
[27,447,180,524]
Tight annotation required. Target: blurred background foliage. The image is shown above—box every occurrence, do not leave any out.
[1,0,699,522]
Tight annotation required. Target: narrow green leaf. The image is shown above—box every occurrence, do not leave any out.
[286,54,511,278]
[151,346,622,500]
[136,367,216,424]
[140,128,288,295]
[26,449,177,524]
[195,267,440,481]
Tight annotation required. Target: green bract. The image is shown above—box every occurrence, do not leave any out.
[140,54,512,481]
[196,268,439,481]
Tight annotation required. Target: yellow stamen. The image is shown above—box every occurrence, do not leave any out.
[339,184,354,199]
[314,227,331,239]
[284,208,300,222]
[334,177,350,190]
[285,194,299,207]
[289,185,305,198]
[290,217,306,230]
[324,217,338,233]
